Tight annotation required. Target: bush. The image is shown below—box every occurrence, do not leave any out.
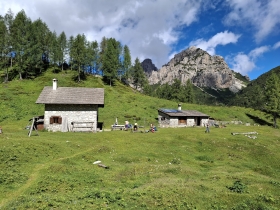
[227,180,247,193]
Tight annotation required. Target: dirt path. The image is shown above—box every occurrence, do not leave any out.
[0,147,94,209]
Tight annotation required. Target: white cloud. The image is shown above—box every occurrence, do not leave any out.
[189,31,241,55]
[249,46,270,59]
[0,0,205,68]
[273,41,280,49]
[224,0,280,42]
[229,53,256,75]
[227,46,270,75]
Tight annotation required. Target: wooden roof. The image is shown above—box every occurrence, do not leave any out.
[158,109,209,117]
[36,87,104,105]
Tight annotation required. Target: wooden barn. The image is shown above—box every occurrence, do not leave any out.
[158,104,209,128]
[36,79,104,132]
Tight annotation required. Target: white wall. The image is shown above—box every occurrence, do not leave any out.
[44,104,98,132]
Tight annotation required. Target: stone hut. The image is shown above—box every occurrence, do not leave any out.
[36,79,104,132]
[158,104,209,128]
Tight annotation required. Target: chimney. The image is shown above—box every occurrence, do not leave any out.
[53,78,58,90]
[178,104,181,111]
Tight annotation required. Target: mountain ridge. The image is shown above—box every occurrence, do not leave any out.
[143,46,249,93]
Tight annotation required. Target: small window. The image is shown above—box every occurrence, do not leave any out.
[50,116,62,124]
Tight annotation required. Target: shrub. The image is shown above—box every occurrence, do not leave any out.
[227,180,247,193]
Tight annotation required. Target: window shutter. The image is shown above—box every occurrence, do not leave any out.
[58,116,62,124]
[50,117,54,124]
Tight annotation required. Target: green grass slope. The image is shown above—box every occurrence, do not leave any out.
[1,124,280,209]
[0,69,280,209]
[1,69,278,128]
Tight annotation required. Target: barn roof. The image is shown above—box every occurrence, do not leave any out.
[36,87,104,105]
[158,109,209,117]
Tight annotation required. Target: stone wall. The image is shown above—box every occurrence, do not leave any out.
[44,104,98,132]
[169,118,179,127]
[187,118,195,126]
[201,118,209,126]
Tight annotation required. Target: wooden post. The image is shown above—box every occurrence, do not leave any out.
[28,118,38,137]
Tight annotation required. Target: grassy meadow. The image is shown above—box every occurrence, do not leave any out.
[1,69,280,209]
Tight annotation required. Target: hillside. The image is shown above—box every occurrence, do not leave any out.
[0,69,277,128]
[1,69,280,209]
[228,66,280,109]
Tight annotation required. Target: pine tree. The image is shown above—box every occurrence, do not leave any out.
[84,40,98,74]
[28,18,51,76]
[0,17,9,81]
[68,35,74,70]
[171,79,184,102]
[132,57,146,90]
[49,31,59,66]
[154,83,173,100]
[10,10,31,79]
[57,31,67,70]
[265,73,280,128]
[3,9,14,80]
[71,34,87,82]
[185,79,195,103]
[122,45,131,80]
[102,38,121,86]
[97,36,107,74]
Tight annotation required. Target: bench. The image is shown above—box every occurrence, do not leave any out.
[71,122,95,132]
[111,125,125,131]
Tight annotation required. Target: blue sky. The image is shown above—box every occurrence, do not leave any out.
[1,0,279,80]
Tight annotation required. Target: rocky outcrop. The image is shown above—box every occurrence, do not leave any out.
[148,46,246,92]
[141,59,158,77]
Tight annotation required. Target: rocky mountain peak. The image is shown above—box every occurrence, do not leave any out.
[141,58,158,77]
[148,46,246,93]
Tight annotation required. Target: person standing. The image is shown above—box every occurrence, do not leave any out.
[134,122,138,131]
[205,124,210,133]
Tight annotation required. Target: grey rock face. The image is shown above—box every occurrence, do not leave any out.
[148,46,245,92]
[141,58,158,77]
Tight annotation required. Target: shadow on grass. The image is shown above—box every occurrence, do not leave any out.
[246,113,273,126]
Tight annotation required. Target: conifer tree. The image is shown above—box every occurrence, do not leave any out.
[28,18,51,76]
[132,57,146,90]
[122,45,131,80]
[3,9,14,80]
[57,31,67,70]
[49,31,59,66]
[265,73,280,128]
[97,36,107,73]
[171,79,185,102]
[68,35,74,70]
[71,34,86,82]
[185,79,195,103]
[102,38,121,86]
[10,10,31,79]
[0,17,9,81]
[155,83,172,100]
